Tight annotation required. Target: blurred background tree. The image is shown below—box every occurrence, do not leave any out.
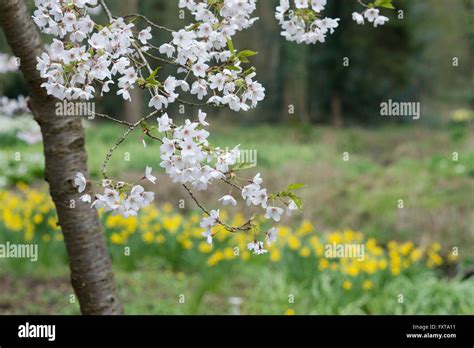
[307,0,420,126]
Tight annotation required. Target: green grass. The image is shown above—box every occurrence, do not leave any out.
[1,264,473,315]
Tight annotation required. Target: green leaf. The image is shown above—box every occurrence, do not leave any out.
[286,183,306,191]
[136,77,147,88]
[237,50,258,58]
[280,191,303,209]
[380,3,395,9]
[237,50,257,64]
[232,162,257,171]
[144,67,161,87]
[242,67,256,76]
[373,0,395,9]
[226,65,241,71]
[146,67,160,82]
[226,37,235,53]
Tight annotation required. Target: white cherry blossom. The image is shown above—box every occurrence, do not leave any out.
[74,173,87,193]
[219,195,237,206]
[138,27,152,44]
[145,166,157,184]
[265,227,279,246]
[265,206,284,222]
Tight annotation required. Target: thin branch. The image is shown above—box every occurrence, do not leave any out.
[221,177,243,191]
[143,128,164,144]
[101,110,160,178]
[183,184,210,216]
[182,184,254,234]
[176,98,210,107]
[89,109,133,127]
[124,14,173,33]
[99,0,113,21]
[101,126,135,179]
[132,43,153,75]
[142,50,183,68]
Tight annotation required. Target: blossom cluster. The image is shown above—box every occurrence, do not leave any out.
[153,0,266,112]
[0,55,40,144]
[33,0,265,113]
[0,113,42,145]
[0,96,29,117]
[34,0,142,101]
[275,0,340,44]
[157,109,298,250]
[74,170,155,218]
[352,8,389,27]
[156,106,299,249]
[159,110,233,191]
[0,54,28,117]
[276,0,392,45]
[0,53,19,73]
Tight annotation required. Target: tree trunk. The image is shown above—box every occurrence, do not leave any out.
[281,42,310,124]
[0,0,123,315]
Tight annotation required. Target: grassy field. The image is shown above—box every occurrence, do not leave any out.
[2,264,474,315]
[1,122,473,315]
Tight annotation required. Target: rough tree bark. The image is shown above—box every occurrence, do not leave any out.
[0,0,123,314]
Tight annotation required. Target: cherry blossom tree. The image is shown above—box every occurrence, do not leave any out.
[0,0,395,314]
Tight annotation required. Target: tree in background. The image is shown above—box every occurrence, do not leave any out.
[307,0,421,125]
